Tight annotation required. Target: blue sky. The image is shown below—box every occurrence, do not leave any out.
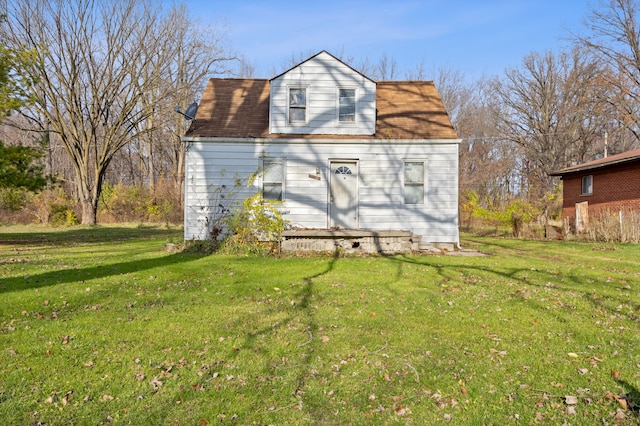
[185,0,593,80]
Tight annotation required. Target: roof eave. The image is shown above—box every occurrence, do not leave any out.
[182,136,462,144]
[550,155,640,176]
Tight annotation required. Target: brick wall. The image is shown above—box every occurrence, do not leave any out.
[561,161,640,227]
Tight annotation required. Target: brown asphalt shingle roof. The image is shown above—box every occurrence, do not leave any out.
[186,78,458,140]
[550,148,640,176]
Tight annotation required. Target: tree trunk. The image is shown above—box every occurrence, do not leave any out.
[80,198,97,225]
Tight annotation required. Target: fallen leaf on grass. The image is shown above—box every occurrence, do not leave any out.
[615,394,628,410]
[395,405,407,416]
[321,335,330,343]
[565,396,578,405]
[567,352,579,358]
[62,391,72,406]
[611,370,620,379]
[577,368,589,375]
[84,361,94,367]
[150,377,163,392]
[102,394,113,401]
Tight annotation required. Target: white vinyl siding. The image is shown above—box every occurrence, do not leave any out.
[184,139,460,245]
[269,52,376,135]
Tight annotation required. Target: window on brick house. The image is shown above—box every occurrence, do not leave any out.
[581,175,593,195]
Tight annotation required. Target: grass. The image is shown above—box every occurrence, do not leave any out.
[1,224,639,425]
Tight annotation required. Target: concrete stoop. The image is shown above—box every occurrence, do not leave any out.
[280,229,462,255]
[281,229,413,254]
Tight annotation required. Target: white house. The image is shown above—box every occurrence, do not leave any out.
[182,51,461,249]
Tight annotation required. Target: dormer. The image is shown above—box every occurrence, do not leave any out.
[268,51,376,136]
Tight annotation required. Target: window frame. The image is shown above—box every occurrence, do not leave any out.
[261,157,286,201]
[287,87,307,125]
[581,174,593,196]
[337,87,357,124]
[403,160,425,205]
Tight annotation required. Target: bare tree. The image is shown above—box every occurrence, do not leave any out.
[576,0,640,143]
[1,0,233,224]
[162,7,234,202]
[491,47,608,199]
[1,0,163,223]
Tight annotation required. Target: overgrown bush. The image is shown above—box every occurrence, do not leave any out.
[461,190,541,237]
[0,187,29,211]
[0,188,35,223]
[27,188,79,226]
[98,180,180,224]
[222,193,289,254]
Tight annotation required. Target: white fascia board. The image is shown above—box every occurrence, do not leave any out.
[182,136,462,145]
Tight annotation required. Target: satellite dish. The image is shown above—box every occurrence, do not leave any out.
[175,102,199,120]
[184,102,198,120]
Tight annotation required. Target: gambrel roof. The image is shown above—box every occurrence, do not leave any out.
[185,79,458,140]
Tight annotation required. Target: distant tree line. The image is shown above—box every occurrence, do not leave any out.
[1,0,640,234]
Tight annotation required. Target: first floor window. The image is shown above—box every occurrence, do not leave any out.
[404,161,425,204]
[262,158,285,201]
[581,175,593,195]
[288,88,306,124]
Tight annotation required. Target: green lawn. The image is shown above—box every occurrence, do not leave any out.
[1,224,639,425]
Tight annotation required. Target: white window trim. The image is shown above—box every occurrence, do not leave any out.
[337,86,358,125]
[581,174,593,196]
[287,86,309,126]
[403,160,426,205]
[261,157,286,201]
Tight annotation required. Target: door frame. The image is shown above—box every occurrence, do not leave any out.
[328,159,359,229]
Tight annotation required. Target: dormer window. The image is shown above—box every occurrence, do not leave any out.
[288,88,306,124]
[339,88,356,123]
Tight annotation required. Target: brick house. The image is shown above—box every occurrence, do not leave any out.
[550,148,640,232]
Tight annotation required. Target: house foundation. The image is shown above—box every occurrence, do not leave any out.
[280,229,438,254]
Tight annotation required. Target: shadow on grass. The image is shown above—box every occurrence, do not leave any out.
[0,252,204,293]
[0,226,197,293]
[0,225,180,245]
[225,249,343,419]
[615,378,640,413]
[389,240,639,325]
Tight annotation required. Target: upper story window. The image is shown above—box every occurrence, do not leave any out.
[288,88,306,124]
[339,88,356,123]
[581,175,593,196]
